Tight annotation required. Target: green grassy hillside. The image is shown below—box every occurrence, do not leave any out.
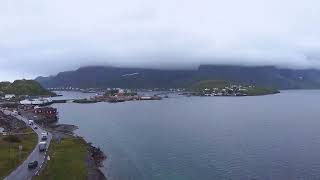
[189,80,280,96]
[0,79,55,96]
[189,80,231,91]
[35,138,87,180]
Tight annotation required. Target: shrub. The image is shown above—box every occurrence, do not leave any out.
[3,135,21,143]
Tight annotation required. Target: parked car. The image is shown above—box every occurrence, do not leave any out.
[28,161,38,169]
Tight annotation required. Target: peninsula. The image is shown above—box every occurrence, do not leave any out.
[188,80,280,96]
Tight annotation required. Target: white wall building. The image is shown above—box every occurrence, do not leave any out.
[20,98,53,105]
[5,94,15,99]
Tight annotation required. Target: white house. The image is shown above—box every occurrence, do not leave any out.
[140,96,152,100]
[118,89,125,94]
[20,98,53,105]
[5,94,15,99]
[20,99,32,105]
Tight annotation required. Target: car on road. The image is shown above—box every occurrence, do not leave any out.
[34,126,38,129]
[41,132,48,141]
[39,141,47,152]
[28,120,34,126]
[28,161,38,169]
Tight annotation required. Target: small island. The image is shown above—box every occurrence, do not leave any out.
[73,88,162,104]
[188,80,280,96]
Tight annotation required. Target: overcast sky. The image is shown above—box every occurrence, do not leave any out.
[0,0,320,81]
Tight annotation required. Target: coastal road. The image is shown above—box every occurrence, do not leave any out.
[2,109,52,180]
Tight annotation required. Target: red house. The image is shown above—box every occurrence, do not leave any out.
[34,107,57,117]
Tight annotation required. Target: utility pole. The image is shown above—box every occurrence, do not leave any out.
[19,145,22,162]
[8,128,12,168]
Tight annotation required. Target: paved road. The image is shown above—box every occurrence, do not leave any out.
[2,109,52,180]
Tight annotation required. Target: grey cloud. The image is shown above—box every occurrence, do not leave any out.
[1,0,320,80]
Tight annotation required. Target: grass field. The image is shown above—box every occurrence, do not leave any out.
[246,86,280,96]
[0,128,37,179]
[35,137,88,180]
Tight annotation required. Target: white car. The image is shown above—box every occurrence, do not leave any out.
[41,132,48,141]
[38,141,47,152]
[28,120,34,126]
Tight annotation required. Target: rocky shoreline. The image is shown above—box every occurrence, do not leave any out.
[86,141,107,180]
[48,123,108,180]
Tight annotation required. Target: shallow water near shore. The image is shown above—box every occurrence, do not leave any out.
[54,90,320,180]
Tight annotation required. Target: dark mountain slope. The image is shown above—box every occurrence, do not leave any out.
[196,65,320,89]
[36,65,320,89]
[37,66,196,88]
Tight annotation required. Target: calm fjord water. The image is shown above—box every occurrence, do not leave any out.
[54,90,320,180]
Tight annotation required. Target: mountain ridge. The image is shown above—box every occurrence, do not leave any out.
[35,65,320,89]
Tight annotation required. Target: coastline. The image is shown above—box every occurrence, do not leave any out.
[43,123,108,180]
[85,140,107,180]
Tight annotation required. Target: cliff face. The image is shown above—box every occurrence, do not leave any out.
[36,65,320,89]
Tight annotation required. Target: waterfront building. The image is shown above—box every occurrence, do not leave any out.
[34,107,57,117]
[20,98,53,105]
[5,94,15,99]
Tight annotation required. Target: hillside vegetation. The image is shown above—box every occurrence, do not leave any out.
[0,80,55,96]
[35,138,87,180]
[245,86,280,96]
[189,80,232,91]
[189,80,280,96]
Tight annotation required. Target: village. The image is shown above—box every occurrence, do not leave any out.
[0,92,107,180]
[0,87,167,133]
[0,81,279,180]
[0,101,58,129]
[194,84,253,96]
[85,88,164,103]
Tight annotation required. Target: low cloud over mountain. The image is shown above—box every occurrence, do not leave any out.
[1,0,320,80]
